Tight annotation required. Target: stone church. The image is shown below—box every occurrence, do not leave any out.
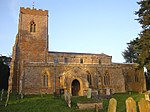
[9,7,146,96]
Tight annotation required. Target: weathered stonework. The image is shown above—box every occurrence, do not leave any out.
[9,7,146,96]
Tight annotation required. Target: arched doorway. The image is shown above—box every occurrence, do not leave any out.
[71,79,80,96]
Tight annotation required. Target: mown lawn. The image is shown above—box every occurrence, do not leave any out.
[0,92,144,112]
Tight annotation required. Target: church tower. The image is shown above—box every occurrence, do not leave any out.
[9,7,49,92]
[18,7,48,62]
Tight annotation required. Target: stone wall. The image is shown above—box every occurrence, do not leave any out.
[48,51,112,65]
[19,61,145,95]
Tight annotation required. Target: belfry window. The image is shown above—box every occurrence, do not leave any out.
[30,21,36,32]
[64,57,68,64]
[99,59,101,65]
[80,58,83,64]
[43,75,48,87]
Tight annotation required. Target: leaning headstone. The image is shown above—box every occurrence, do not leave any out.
[64,90,67,102]
[0,89,4,101]
[5,89,10,107]
[107,98,117,112]
[87,88,92,98]
[138,98,150,112]
[126,97,137,112]
[67,93,71,108]
[144,94,150,101]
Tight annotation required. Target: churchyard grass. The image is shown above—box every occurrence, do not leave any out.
[113,92,144,112]
[0,91,144,112]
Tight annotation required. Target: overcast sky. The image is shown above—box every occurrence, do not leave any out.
[0,0,141,63]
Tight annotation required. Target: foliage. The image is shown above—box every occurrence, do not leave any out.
[122,0,150,74]
[122,38,140,63]
[0,55,11,90]
[135,0,150,72]
[136,0,150,29]
[0,92,144,112]
[136,30,150,70]
[0,56,11,66]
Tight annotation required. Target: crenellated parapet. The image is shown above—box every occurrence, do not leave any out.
[20,7,48,16]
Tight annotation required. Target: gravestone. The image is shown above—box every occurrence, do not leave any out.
[64,91,72,108]
[106,88,111,95]
[128,91,132,95]
[64,90,67,102]
[107,98,117,112]
[126,97,137,112]
[95,104,99,112]
[67,92,71,108]
[77,102,103,110]
[138,98,150,112]
[144,94,150,101]
[0,89,4,101]
[145,90,150,94]
[87,88,92,98]
[91,90,98,98]
[99,89,103,94]
[5,89,10,107]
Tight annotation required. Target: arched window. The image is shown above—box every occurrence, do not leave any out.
[135,74,139,82]
[64,57,68,64]
[104,70,110,86]
[43,75,48,87]
[87,74,92,86]
[126,75,131,82]
[99,59,101,65]
[30,21,36,32]
[98,76,102,86]
[80,58,83,64]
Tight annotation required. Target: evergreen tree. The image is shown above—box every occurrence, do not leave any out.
[136,0,150,29]
[122,0,150,89]
[0,55,11,90]
[122,38,140,63]
[135,0,150,73]
[123,0,150,74]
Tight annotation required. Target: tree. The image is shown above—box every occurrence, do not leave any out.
[136,0,150,29]
[123,0,150,72]
[0,55,11,90]
[122,38,139,63]
[122,0,150,89]
[135,0,150,73]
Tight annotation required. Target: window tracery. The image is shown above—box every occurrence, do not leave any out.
[30,21,36,32]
